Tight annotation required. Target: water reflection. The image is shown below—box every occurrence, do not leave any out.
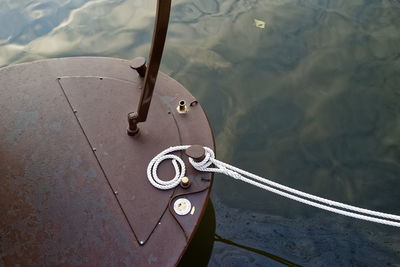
[1,0,399,265]
[210,195,400,266]
[0,0,157,65]
[167,0,400,264]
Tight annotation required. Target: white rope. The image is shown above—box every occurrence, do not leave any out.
[147,145,400,227]
[147,145,190,190]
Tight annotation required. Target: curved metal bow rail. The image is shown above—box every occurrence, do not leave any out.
[127,0,172,135]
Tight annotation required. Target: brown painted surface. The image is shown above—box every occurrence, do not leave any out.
[0,57,214,266]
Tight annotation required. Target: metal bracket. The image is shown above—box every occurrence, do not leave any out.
[128,0,172,136]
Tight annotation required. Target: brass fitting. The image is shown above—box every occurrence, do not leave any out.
[180,176,191,189]
[177,100,188,114]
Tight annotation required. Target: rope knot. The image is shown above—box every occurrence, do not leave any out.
[188,147,215,171]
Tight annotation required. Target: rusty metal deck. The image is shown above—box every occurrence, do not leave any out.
[0,57,214,266]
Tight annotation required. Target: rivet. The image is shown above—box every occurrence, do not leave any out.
[114,191,118,195]
[92,148,96,151]
[73,109,77,113]
[140,241,144,245]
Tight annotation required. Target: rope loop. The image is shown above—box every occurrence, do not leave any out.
[147,145,189,190]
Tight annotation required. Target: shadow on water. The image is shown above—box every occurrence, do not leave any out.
[214,234,301,267]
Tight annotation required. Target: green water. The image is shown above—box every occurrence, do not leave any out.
[1,0,399,265]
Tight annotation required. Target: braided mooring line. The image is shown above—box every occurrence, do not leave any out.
[147,145,400,227]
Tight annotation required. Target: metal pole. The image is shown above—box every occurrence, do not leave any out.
[127,0,172,136]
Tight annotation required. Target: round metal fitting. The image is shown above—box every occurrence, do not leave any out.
[180,176,191,189]
[185,145,206,162]
[130,57,147,77]
[173,198,192,216]
[177,100,188,114]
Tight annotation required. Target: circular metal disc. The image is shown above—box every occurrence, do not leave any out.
[174,198,192,216]
[0,57,214,266]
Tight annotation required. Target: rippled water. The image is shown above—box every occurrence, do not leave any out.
[1,0,400,265]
